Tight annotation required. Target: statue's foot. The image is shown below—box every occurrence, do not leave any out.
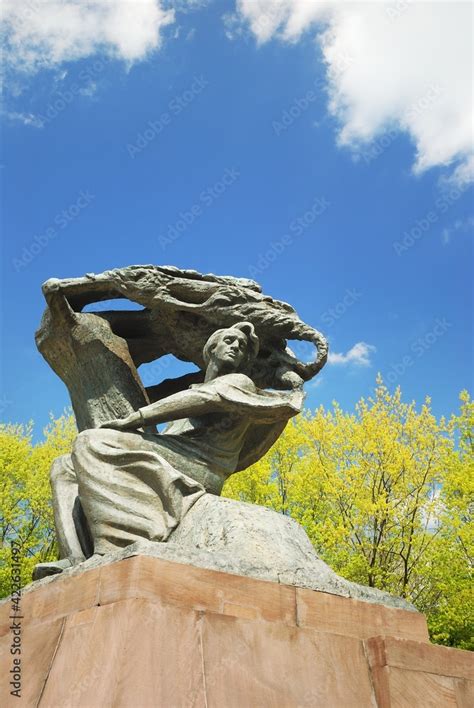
[33,558,73,581]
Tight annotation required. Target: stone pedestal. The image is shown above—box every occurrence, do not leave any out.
[1,556,472,706]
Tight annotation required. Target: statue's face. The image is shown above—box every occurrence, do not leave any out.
[211,329,248,370]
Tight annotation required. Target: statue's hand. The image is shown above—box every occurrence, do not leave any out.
[99,412,141,431]
[99,418,129,431]
[277,369,304,391]
[42,278,62,295]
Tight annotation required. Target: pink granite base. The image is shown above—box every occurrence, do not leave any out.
[0,556,472,706]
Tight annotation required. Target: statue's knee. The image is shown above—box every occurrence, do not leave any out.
[73,428,110,463]
[73,428,95,452]
[50,454,74,485]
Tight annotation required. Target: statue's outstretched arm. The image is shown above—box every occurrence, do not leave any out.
[100,385,222,430]
[100,374,302,432]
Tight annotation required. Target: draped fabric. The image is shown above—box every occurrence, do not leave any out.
[165,373,304,472]
[70,374,303,555]
[72,429,206,554]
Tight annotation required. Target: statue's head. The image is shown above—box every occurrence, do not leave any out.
[203,321,259,375]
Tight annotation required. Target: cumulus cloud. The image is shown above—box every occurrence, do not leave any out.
[328,342,376,367]
[1,0,175,75]
[232,0,474,185]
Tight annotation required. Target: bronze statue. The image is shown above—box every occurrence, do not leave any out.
[33,266,326,577]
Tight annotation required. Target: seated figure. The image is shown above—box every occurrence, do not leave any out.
[35,321,303,577]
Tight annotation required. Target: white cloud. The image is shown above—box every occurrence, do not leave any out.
[328,342,376,367]
[1,0,175,76]
[78,82,99,98]
[442,216,474,245]
[5,111,44,128]
[232,1,474,185]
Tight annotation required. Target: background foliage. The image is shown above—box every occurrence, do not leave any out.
[0,380,472,649]
[224,378,473,650]
[0,415,76,596]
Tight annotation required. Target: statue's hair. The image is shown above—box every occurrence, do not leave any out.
[203,321,259,368]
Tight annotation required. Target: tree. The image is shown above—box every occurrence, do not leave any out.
[224,378,473,649]
[0,415,76,596]
[425,390,473,648]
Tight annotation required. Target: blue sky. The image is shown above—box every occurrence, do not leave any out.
[1,0,473,437]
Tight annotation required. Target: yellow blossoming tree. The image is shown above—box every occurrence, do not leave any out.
[0,415,76,596]
[224,378,473,649]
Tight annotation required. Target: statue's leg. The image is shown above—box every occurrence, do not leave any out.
[33,454,93,581]
[50,453,92,561]
[72,428,205,555]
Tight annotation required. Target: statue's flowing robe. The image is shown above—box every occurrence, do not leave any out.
[71,374,303,555]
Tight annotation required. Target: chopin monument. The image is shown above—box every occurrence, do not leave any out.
[36,266,325,566]
[1,265,470,707]
[32,264,404,606]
